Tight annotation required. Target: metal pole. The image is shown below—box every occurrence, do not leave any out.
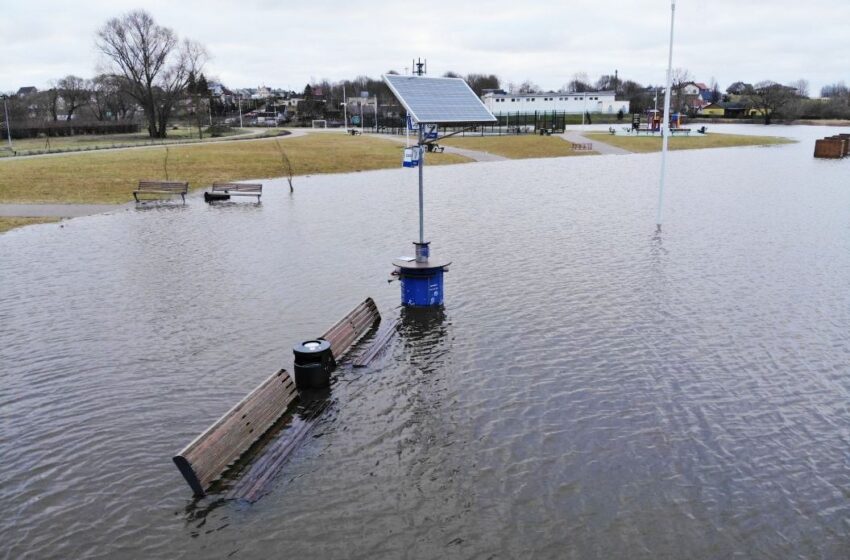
[238,96,243,128]
[360,101,364,134]
[582,94,586,127]
[375,98,379,133]
[656,0,676,232]
[342,85,348,131]
[2,96,12,149]
[418,124,424,244]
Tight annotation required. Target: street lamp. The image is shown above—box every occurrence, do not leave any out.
[1,95,12,150]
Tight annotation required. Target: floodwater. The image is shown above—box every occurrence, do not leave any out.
[2,124,850,559]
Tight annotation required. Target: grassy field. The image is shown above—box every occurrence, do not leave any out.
[0,126,269,158]
[585,132,794,153]
[0,133,470,204]
[441,135,598,159]
[0,216,60,233]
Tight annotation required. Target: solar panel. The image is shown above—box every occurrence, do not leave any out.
[383,75,496,125]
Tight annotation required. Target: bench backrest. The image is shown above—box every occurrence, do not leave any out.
[173,368,297,495]
[137,181,188,192]
[321,297,380,361]
[211,182,263,193]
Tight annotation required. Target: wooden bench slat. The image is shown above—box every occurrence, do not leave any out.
[208,182,263,200]
[134,180,189,202]
[320,298,379,360]
[173,368,297,495]
[173,298,380,497]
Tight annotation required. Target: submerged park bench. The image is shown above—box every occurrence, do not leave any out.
[133,180,188,203]
[173,297,381,497]
[208,182,263,201]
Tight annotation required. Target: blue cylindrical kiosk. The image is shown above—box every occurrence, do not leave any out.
[393,241,449,308]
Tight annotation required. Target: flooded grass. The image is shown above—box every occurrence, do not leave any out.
[0,216,60,233]
[0,133,470,204]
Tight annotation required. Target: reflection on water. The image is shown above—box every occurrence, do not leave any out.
[2,125,850,559]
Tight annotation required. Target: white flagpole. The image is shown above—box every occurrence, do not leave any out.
[656,0,676,232]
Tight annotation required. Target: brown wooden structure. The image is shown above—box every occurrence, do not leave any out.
[814,138,846,159]
[571,142,593,151]
[209,182,263,200]
[133,180,189,202]
[172,297,381,497]
[173,369,297,496]
[320,297,380,361]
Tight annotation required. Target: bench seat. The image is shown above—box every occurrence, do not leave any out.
[134,180,188,203]
[210,182,262,200]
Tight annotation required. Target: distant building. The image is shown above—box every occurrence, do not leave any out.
[16,86,38,97]
[482,91,629,115]
[698,101,747,118]
[253,85,272,100]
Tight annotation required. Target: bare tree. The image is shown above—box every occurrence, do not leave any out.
[57,75,89,120]
[821,81,848,98]
[89,74,123,121]
[670,68,692,112]
[465,73,500,96]
[40,87,61,121]
[517,80,541,94]
[275,140,294,192]
[565,72,591,92]
[96,10,207,138]
[788,79,809,98]
[748,81,798,125]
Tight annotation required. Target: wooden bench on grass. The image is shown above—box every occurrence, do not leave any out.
[571,142,593,151]
[210,182,262,201]
[133,180,188,203]
[671,128,692,136]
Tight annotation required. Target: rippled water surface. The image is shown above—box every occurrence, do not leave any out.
[2,125,850,559]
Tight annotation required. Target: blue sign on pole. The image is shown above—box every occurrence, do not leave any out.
[406,115,417,131]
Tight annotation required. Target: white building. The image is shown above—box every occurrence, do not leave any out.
[482,91,629,115]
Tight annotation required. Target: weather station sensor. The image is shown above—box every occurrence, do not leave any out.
[383,70,496,307]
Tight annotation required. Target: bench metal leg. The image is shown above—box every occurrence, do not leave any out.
[133,193,139,202]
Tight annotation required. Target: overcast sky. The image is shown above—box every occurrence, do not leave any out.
[2,0,848,96]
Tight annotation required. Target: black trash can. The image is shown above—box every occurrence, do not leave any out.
[293,339,335,390]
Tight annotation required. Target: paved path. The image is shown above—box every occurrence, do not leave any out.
[0,203,131,218]
[0,128,303,162]
[559,131,631,155]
